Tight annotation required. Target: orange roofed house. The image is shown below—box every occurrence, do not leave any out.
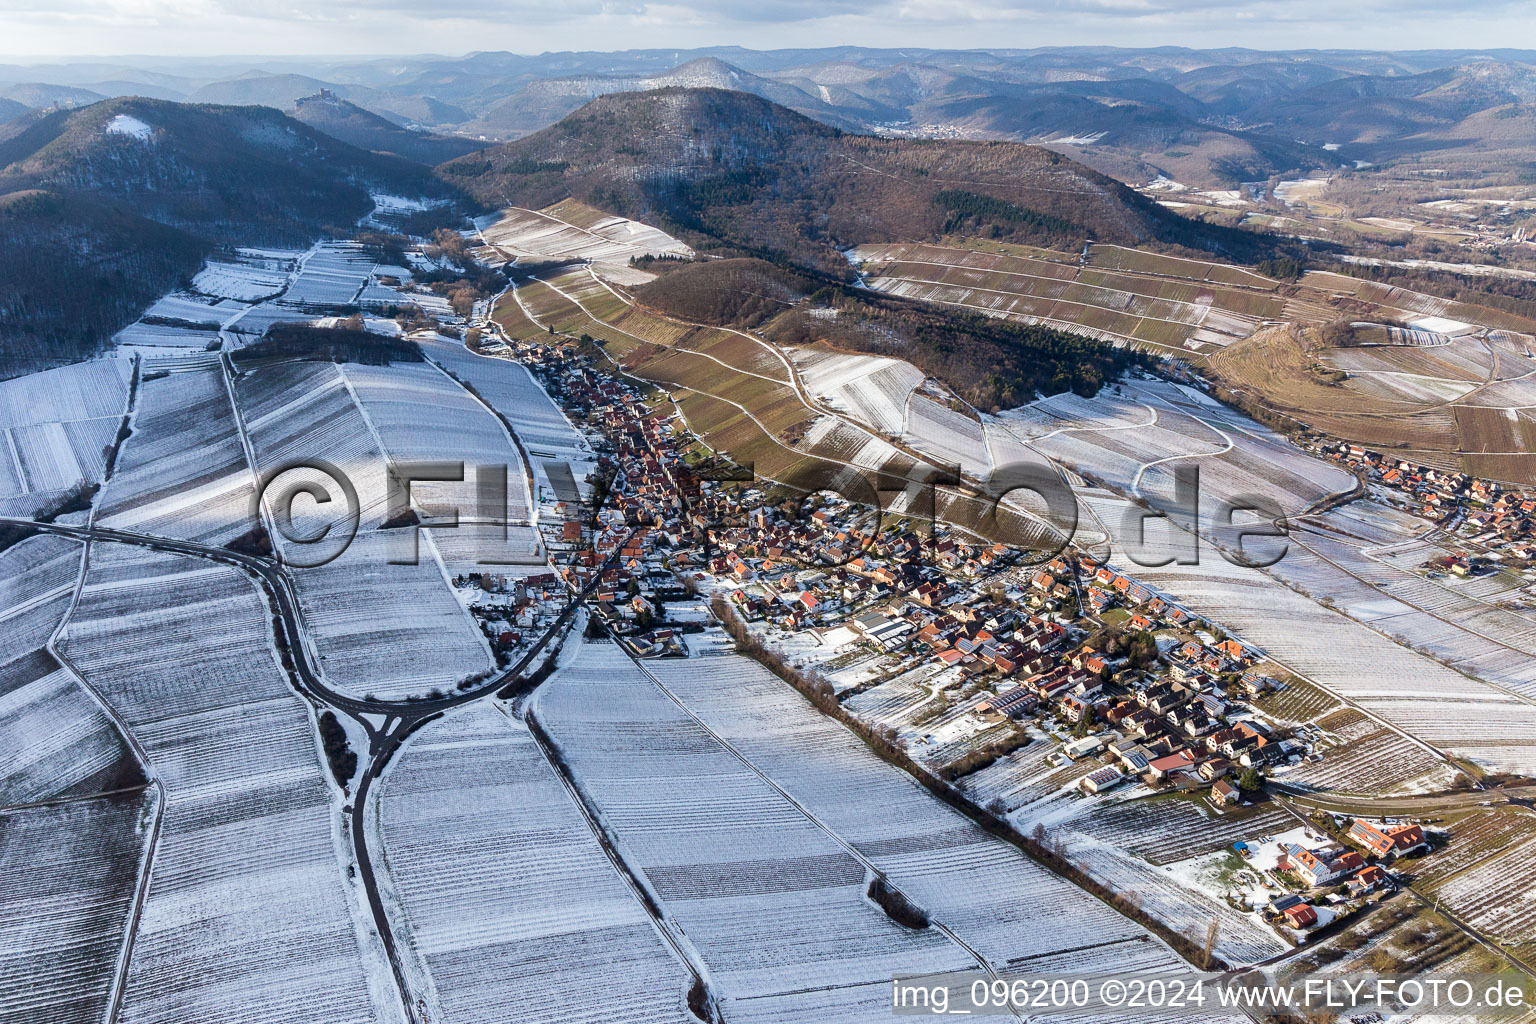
[1349,819,1428,861]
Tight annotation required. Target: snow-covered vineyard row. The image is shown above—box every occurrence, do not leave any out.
[642,637,1216,980]
[0,535,131,807]
[342,360,525,526]
[0,359,130,517]
[235,357,494,700]
[790,349,923,439]
[58,544,396,1024]
[0,789,157,1024]
[97,358,256,546]
[419,336,596,509]
[376,701,696,1024]
[477,202,692,265]
[535,639,976,1023]
[110,238,460,359]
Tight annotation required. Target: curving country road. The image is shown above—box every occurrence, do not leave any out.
[3,514,610,1024]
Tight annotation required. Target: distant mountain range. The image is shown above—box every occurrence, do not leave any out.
[5,47,1536,186]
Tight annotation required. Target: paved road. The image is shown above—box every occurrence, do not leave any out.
[4,514,608,1024]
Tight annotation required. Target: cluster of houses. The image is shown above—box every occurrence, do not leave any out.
[1251,818,1427,931]
[1319,441,1536,567]
[452,570,564,662]
[499,328,1303,803]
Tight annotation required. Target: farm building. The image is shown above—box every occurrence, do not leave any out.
[1081,766,1125,794]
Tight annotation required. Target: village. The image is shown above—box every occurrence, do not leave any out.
[468,324,1452,953]
[1318,440,1536,581]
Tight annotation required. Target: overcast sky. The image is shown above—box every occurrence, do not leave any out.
[4,0,1535,60]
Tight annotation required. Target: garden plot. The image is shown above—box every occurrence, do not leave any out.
[645,633,1205,977]
[236,357,495,700]
[1046,796,1293,868]
[376,703,694,1024]
[480,203,691,264]
[0,789,156,1024]
[790,349,922,437]
[959,735,1094,814]
[58,544,398,1024]
[535,640,976,1020]
[97,360,255,546]
[0,535,133,805]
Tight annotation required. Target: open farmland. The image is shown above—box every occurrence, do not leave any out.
[999,375,1357,532]
[1211,320,1536,481]
[534,638,977,1022]
[0,789,157,1024]
[58,543,397,1024]
[854,241,1287,356]
[97,356,256,546]
[643,632,1219,976]
[376,702,695,1024]
[0,535,134,805]
[234,356,493,700]
[477,202,691,265]
[0,358,130,518]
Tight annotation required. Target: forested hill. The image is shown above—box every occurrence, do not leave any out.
[0,97,464,373]
[440,87,1283,276]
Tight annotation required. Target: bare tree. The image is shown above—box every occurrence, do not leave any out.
[1202,920,1220,970]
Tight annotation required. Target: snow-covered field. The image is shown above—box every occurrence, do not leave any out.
[642,634,1207,977]
[790,349,923,438]
[419,337,596,511]
[0,788,157,1024]
[59,544,399,1024]
[97,358,256,546]
[193,257,292,302]
[534,639,978,1022]
[376,702,695,1024]
[0,357,129,517]
[277,242,376,309]
[236,357,494,699]
[480,204,692,264]
[0,535,132,806]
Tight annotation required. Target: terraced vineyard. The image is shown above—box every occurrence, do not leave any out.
[854,241,1288,356]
